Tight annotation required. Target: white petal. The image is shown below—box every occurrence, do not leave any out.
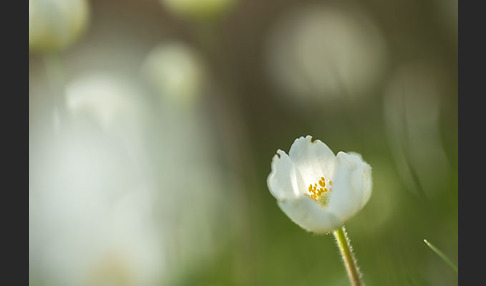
[327,151,372,221]
[267,150,305,200]
[277,196,343,233]
[289,136,336,185]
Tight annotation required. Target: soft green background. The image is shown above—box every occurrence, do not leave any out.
[29,0,457,285]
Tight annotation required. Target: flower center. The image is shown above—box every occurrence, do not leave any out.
[307,176,332,206]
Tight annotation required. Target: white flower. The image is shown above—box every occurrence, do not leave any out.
[267,136,372,233]
[29,0,90,53]
[141,41,207,107]
[265,4,388,104]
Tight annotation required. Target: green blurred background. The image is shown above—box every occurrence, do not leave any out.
[29,0,457,285]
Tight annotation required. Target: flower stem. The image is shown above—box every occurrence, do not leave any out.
[333,226,363,286]
[43,52,68,126]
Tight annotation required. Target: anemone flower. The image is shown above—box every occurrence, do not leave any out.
[267,135,372,286]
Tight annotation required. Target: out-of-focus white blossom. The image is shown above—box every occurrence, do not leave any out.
[266,4,388,106]
[29,121,164,286]
[29,0,90,53]
[65,72,149,132]
[30,73,162,286]
[141,41,207,108]
[29,69,229,285]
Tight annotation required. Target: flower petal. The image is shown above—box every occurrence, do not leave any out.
[327,151,372,221]
[267,150,305,200]
[277,196,343,233]
[289,135,336,185]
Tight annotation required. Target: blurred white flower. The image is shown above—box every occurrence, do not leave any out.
[29,72,164,285]
[160,0,236,20]
[266,4,388,106]
[29,0,90,53]
[29,124,164,286]
[141,41,207,108]
[65,72,149,132]
[64,72,153,170]
[267,136,372,233]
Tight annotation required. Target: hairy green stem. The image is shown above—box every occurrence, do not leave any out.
[333,226,363,286]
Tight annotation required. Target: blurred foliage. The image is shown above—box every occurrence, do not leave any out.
[29,0,457,285]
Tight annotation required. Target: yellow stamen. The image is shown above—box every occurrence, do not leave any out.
[307,176,333,203]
